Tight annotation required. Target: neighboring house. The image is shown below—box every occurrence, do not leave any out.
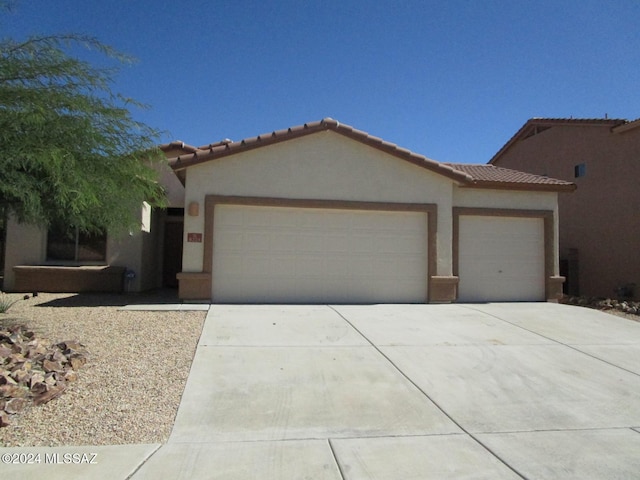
[168,118,574,304]
[2,151,187,294]
[489,117,640,300]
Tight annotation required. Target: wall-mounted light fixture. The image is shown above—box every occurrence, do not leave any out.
[188,201,200,216]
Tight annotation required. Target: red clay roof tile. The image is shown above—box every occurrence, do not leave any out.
[446,163,575,191]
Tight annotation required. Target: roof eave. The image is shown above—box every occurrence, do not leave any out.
[160,141,201,155]
[461,181,577,192]
[169,120,333,171]
[490,117,629,165]
[613,118,640,134]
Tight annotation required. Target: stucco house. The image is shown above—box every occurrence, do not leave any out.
[2,118,576,302]
[168,118,575,304]
[2,153,186,294]
[489,117,640,300]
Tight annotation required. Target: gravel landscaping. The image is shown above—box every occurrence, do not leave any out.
[0,292,205,447]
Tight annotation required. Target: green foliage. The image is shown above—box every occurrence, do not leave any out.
[0,291,19,313]
[0,30,167,234]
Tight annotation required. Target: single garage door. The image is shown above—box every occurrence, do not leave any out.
[458,215,545,302]
[212,204,428,303]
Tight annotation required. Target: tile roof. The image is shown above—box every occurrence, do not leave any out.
[159,141,200,155]
[489,117,632,165]
[446,163,576,191]
[169,118,471,183]
[167,118,576,192]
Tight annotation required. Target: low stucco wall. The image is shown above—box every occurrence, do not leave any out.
[12,266,125,293]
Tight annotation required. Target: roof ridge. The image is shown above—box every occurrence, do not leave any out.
[167,119,575,192]
[529,117,628,123]
[169,118,474,184]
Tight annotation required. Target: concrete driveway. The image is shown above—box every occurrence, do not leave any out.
[131,303,640,479]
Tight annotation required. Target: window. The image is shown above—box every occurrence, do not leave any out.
[46,225,107,262]
[574,163,586,178]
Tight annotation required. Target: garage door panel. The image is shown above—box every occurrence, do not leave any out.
[458,216,545,302]
[212,205,428,303]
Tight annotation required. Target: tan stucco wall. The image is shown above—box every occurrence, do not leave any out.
[3,217,44,291]
[182,131,456,276]
[493,124,640,298]
[156,161,185,208]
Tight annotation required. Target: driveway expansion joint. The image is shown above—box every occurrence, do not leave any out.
[124,444,163,480]
[459,304,640,378]
[327,439,347,480]
[328,305,529,480]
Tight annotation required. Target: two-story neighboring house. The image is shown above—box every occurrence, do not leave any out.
[489,118,640,300]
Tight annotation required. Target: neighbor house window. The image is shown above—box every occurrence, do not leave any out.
[46,225,107,262]
[574,163,586,178]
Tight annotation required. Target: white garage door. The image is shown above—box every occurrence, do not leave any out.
[212,205,428,303]
[458,216,545,302]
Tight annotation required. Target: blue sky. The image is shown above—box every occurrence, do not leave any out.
[3,0,639,163]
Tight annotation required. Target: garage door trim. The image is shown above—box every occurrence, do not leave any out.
[452,207,557,301]
[204,195,438,302]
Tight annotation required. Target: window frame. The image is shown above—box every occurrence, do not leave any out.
[574,163,586,178]
[46,225,108,264]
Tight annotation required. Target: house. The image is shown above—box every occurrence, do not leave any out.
[168,118,574,304]
[489,117,640,300]
[1,151,187,294]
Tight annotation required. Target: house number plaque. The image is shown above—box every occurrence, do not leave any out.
[187,233,203,243]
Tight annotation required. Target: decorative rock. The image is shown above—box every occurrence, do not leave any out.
[29,372,44,387]
[43,359,64,373]
[58,340,86,353]
[10,368,30,384]
[0,384,28,398]
[30,382,48,395]
[0,324,88,427]
[0,373,18,385]
[0,411,9,427]
[34,384,66,406]
[49,350,67,363]
[561,295,640,316]
[44,373,58,386]
[4,397,27,414]
[69,355,87,370]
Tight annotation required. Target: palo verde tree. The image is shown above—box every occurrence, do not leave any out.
[0,29,167,235]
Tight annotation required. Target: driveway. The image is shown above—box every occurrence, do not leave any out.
[133,303,640,479]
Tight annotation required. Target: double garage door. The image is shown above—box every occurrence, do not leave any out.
[210,205,546,303]
[212,204,429,303]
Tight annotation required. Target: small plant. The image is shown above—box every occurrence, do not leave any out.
[0,292,21,313]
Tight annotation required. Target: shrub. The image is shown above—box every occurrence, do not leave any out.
[0,292,20,313]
